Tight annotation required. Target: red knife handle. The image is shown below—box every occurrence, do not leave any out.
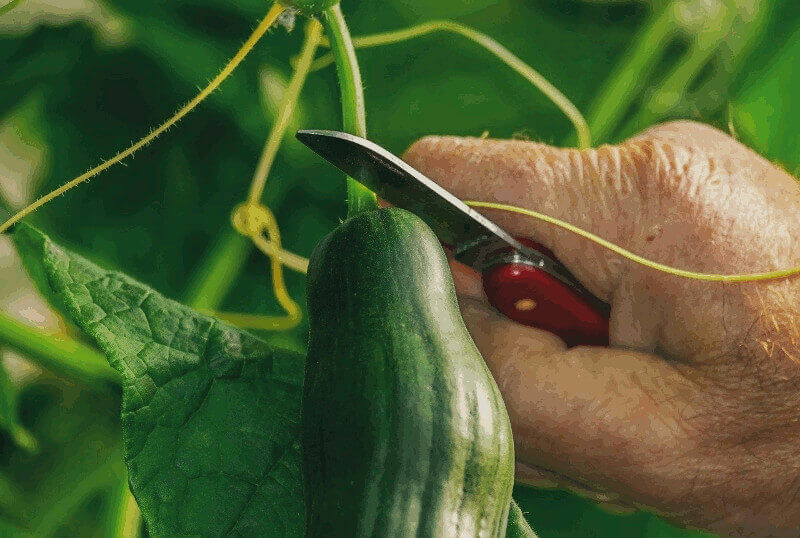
[482,239,609,347]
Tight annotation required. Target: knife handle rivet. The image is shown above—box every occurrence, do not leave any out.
[514,298,537,312]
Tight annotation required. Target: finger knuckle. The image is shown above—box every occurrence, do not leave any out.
[620,134,719,206]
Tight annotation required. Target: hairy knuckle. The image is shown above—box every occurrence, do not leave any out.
[620,136,726,228]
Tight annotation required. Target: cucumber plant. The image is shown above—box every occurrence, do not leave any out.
[0,0,766,536]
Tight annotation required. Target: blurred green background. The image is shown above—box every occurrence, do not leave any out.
[0,0,798,535]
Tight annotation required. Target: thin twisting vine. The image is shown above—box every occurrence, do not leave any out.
[466,200,800,282]
[309,19,592,148]
[227,203,303,331]
[247,18,323,206]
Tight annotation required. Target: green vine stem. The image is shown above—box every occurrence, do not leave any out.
[310,20,591,148]
[320,5,378,216]
[248,19,324,204]
[0,311,118,387]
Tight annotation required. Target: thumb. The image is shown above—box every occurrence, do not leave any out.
[403,135,649,301]
[457,297,711,523]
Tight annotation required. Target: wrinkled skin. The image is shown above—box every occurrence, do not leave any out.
[404,121,800,537]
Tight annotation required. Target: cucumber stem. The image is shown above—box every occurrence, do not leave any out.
[320,5,378,217]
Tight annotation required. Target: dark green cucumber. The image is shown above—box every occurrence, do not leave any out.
[303,208,515,537]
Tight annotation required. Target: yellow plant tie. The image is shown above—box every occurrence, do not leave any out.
[226,203,303,331]
[466,200,800,282]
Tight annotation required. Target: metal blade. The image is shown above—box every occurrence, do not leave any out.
[296,129,536,271]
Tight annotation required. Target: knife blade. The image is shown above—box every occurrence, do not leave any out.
[295,129,599,300]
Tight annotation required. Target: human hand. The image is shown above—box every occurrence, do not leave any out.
[404,121,800,537]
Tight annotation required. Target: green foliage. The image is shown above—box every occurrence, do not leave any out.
[13,224,306,536]
[732,21,800,172]
[0,379,122,535]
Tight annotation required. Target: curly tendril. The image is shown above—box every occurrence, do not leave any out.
[224,203,305,331]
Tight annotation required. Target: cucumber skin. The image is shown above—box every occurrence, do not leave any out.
[303,208,515,537]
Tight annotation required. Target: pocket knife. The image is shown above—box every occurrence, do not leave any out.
[296,129,610,347]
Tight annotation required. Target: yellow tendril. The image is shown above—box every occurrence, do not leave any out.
[0,2,286,235]
[209,19,321,333]
[311,20,591,148]
[224,203,304,331]
[465,200,800,283]
[249,18,323,204]
[215,19,322,332]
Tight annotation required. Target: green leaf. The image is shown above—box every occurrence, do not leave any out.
[13,224,306,537]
